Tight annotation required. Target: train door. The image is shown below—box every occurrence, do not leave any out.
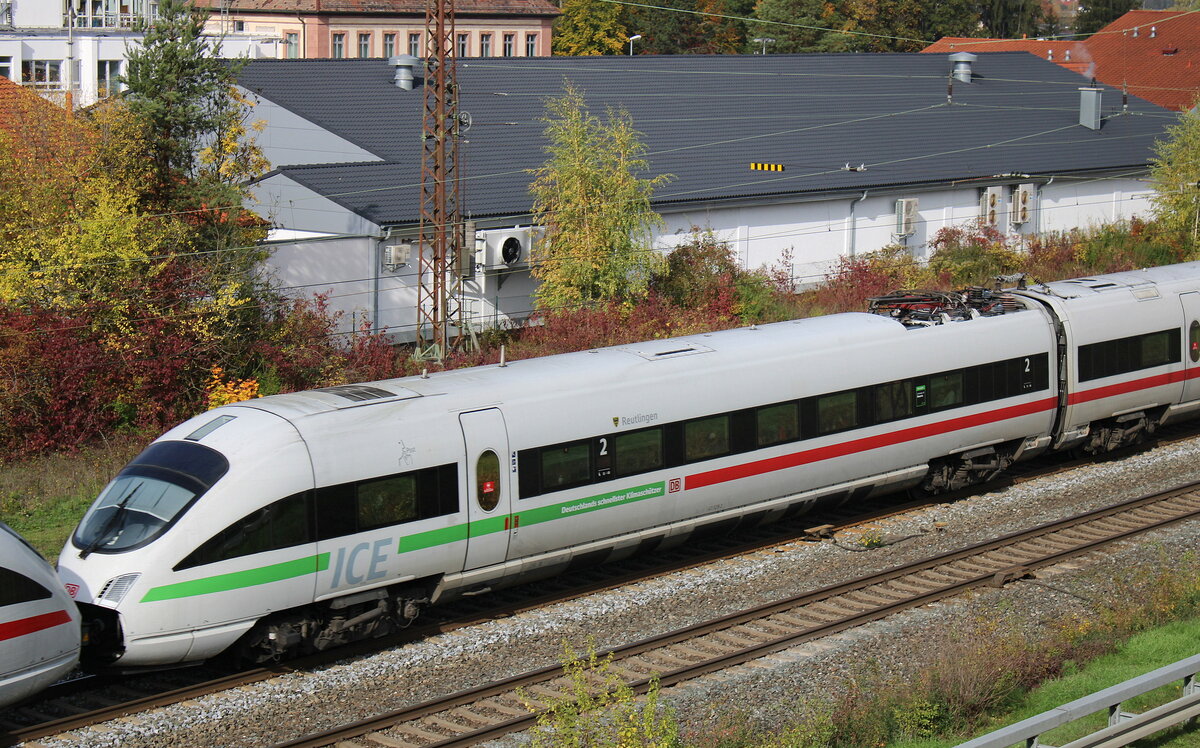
[459,408,514,570]
[1180,292,1200,403]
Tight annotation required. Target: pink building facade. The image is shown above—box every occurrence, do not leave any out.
[201,0,558,60]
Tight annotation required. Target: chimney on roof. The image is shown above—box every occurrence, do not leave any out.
[949,52,976,84]
[389,55,422,90]
[1079,86,1102,130]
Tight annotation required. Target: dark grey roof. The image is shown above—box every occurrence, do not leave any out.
[238,53,1174,226]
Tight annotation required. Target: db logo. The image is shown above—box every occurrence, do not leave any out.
[668,478,682,493]
[65,583,79,599]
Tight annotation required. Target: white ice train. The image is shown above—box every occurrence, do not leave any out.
[1,522,80,707]
[55,262,1200,669]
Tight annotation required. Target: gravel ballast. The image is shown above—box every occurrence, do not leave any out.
[36,437,1200,748]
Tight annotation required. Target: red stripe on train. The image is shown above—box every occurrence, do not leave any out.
[1067,367,1200,406]
[0,609,73,642]
[685,397,1058,490]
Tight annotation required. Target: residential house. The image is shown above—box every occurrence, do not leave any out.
[237,53,1175,341]
[197,0,559,60]
[925,9,1200,111]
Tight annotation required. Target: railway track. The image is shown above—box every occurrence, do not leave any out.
[270,482,1200,748]
[2,431,1196,747]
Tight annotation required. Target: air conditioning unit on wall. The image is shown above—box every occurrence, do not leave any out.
[1011,183,1036,226]
[479,227,541,271]
[895,198,918,237]
[980,186,1005,227]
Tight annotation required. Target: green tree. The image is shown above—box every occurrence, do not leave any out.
[528,83,672,310]
[552,0,627,55]
[620,0,694,55]
[978,0,1047,38]
[1074,0,1141,36]
[123,0,241,206]
[749,0,850,53]
[1150,101,1200,251]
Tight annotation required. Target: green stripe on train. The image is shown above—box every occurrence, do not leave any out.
[395,481,667,553]
[520,481,666,526]
[141,553,331,602]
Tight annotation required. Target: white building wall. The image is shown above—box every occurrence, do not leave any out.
[0,31,274,108]
[655,176,1152,287]
[256,175,1153,340]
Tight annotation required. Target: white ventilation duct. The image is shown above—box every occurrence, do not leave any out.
[949,52,977,84]
[1079,87,1102,130]
[388,55,422,90]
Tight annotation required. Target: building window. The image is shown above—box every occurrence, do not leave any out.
[0,57,11,80]
[22,60,62,89]
[480,33,492,57]
[285,32,299,58]
[409,32,421,57]
[233,20,245,32]
[384,33,396,58]
[525,33,537,56]
[503,33,515,57]
[358,32,370,58]
[97,60,121,97]
[332,33,345,58]
[457,33,469,57]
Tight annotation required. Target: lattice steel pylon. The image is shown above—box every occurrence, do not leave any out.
[415,0,465,360]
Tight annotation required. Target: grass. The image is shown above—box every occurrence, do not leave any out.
[0,433,147,563]
[894,617,1200,748]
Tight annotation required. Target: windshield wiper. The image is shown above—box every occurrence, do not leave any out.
[79,481,142,559]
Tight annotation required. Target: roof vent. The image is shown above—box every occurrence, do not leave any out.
[388,55,421,90]
[949,52,976,84]
[1163,47,1179,55]
[1150,25,1157,37]
[1079,86,1102,130]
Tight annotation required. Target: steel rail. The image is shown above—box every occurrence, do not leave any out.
[270,483,1200,748]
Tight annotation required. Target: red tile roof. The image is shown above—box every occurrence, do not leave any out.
[200,0,558,16]
[925,9,1200,110]
[923,37,1090,75]
[1086,9,1200,111]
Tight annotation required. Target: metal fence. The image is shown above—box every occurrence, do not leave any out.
[956,652,1200,748]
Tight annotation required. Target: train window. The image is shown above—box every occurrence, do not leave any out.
[816,391,857,434]
[0,568,51,606]
[614,428,664,476]
[684,415,730,461]
[874,381,913,423]
[357,474,418,531]
[540,442,591,491]
[1142,331,1175,368]
[73,440,230,556]
[1079,328,1181,381]
[476,450,502,511]
[176,491,311,570]
[756,403,798,447]
[1191,321,1200,363]
[928,372,964,409]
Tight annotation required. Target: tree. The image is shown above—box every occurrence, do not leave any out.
[978,0,1047,38]
[749,0,850,53]
[552,0,627,55]
[528,83,672,309]
[1074,0,1141,36]
[1150,100,1200,251]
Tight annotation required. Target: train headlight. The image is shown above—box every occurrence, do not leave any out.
[97,573,141,606]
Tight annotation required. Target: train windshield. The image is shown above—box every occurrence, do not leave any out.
[72,441,229,556]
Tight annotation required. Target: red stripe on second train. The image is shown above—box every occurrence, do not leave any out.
[685,397,1058,491]
[0,609,72,642]
[1067,367,1200,406]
